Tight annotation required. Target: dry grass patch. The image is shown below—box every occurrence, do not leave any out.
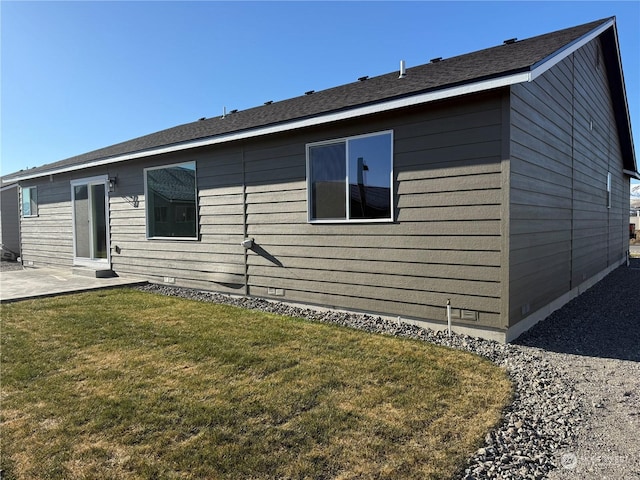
[1,289,512,479]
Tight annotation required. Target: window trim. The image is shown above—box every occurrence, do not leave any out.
[21,186,38,218]
[144,161,199,240]
[306,130,394,224]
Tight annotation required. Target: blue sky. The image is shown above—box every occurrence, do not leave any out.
[1,1,639,186]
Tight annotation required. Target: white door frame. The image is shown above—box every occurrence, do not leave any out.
[71,175,111,268]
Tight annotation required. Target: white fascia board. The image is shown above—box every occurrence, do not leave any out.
[623,169,640,180]
[0,183,18,192]
[610,22,638,173]
[3,72,533,183]
[530,18,636,172]
[529,18,614,81]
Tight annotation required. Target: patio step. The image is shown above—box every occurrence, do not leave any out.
[72,266,116,278]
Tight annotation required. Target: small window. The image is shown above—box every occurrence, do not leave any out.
[145,162,198,239]
[21,186,38,217]
[607,172,612,209]
[307,131,393,222]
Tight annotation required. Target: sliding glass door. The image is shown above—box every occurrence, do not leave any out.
[71,177,110,266]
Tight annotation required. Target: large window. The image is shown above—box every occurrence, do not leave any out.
[145,162,198,239]
[307,131,393,222]
[21,186,38,217]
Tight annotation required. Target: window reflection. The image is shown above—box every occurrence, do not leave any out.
[348,134,392,219]
[146,162,197,238]
[308,132,392,221]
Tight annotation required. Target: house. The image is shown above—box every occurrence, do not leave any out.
[0,180,21,260]
[3,17,637,342]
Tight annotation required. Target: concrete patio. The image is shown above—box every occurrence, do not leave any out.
[0,266,146,303]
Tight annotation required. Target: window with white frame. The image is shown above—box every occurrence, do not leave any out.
[21,186,38,217]
[307,131,393,222]
[607,172,612,209]
[144,161,198,239]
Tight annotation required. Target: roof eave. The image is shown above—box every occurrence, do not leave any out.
[3,70,531,184]
[0,182,18,192]
[5,17,634,184]
[603,21,638,175]
[624,169,640,180]
[530,17,636,175]
[529,17,615,81]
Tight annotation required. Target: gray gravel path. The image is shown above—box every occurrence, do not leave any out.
[71,257,638,479]
[516,258,640,480]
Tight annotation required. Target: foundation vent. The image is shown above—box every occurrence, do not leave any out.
[451,308,479,321]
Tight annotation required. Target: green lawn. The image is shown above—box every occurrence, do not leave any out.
[1,289,512,479]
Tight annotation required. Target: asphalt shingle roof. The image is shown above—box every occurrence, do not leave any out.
[8,17,631,181]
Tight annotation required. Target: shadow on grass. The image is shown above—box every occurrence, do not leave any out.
[514,258,640,362]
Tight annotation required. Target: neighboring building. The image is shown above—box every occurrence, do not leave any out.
[3,17,638,341]
[0,181,20,259]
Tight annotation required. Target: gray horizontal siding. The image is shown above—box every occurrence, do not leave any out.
[17,91,506,331]
[248,254,500,282]
[244,92,505,328]
[108,148,246,294]
[571,39,626,285]
[509,37,628,325]
[247,220,501,236]
[19,174,74,268]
